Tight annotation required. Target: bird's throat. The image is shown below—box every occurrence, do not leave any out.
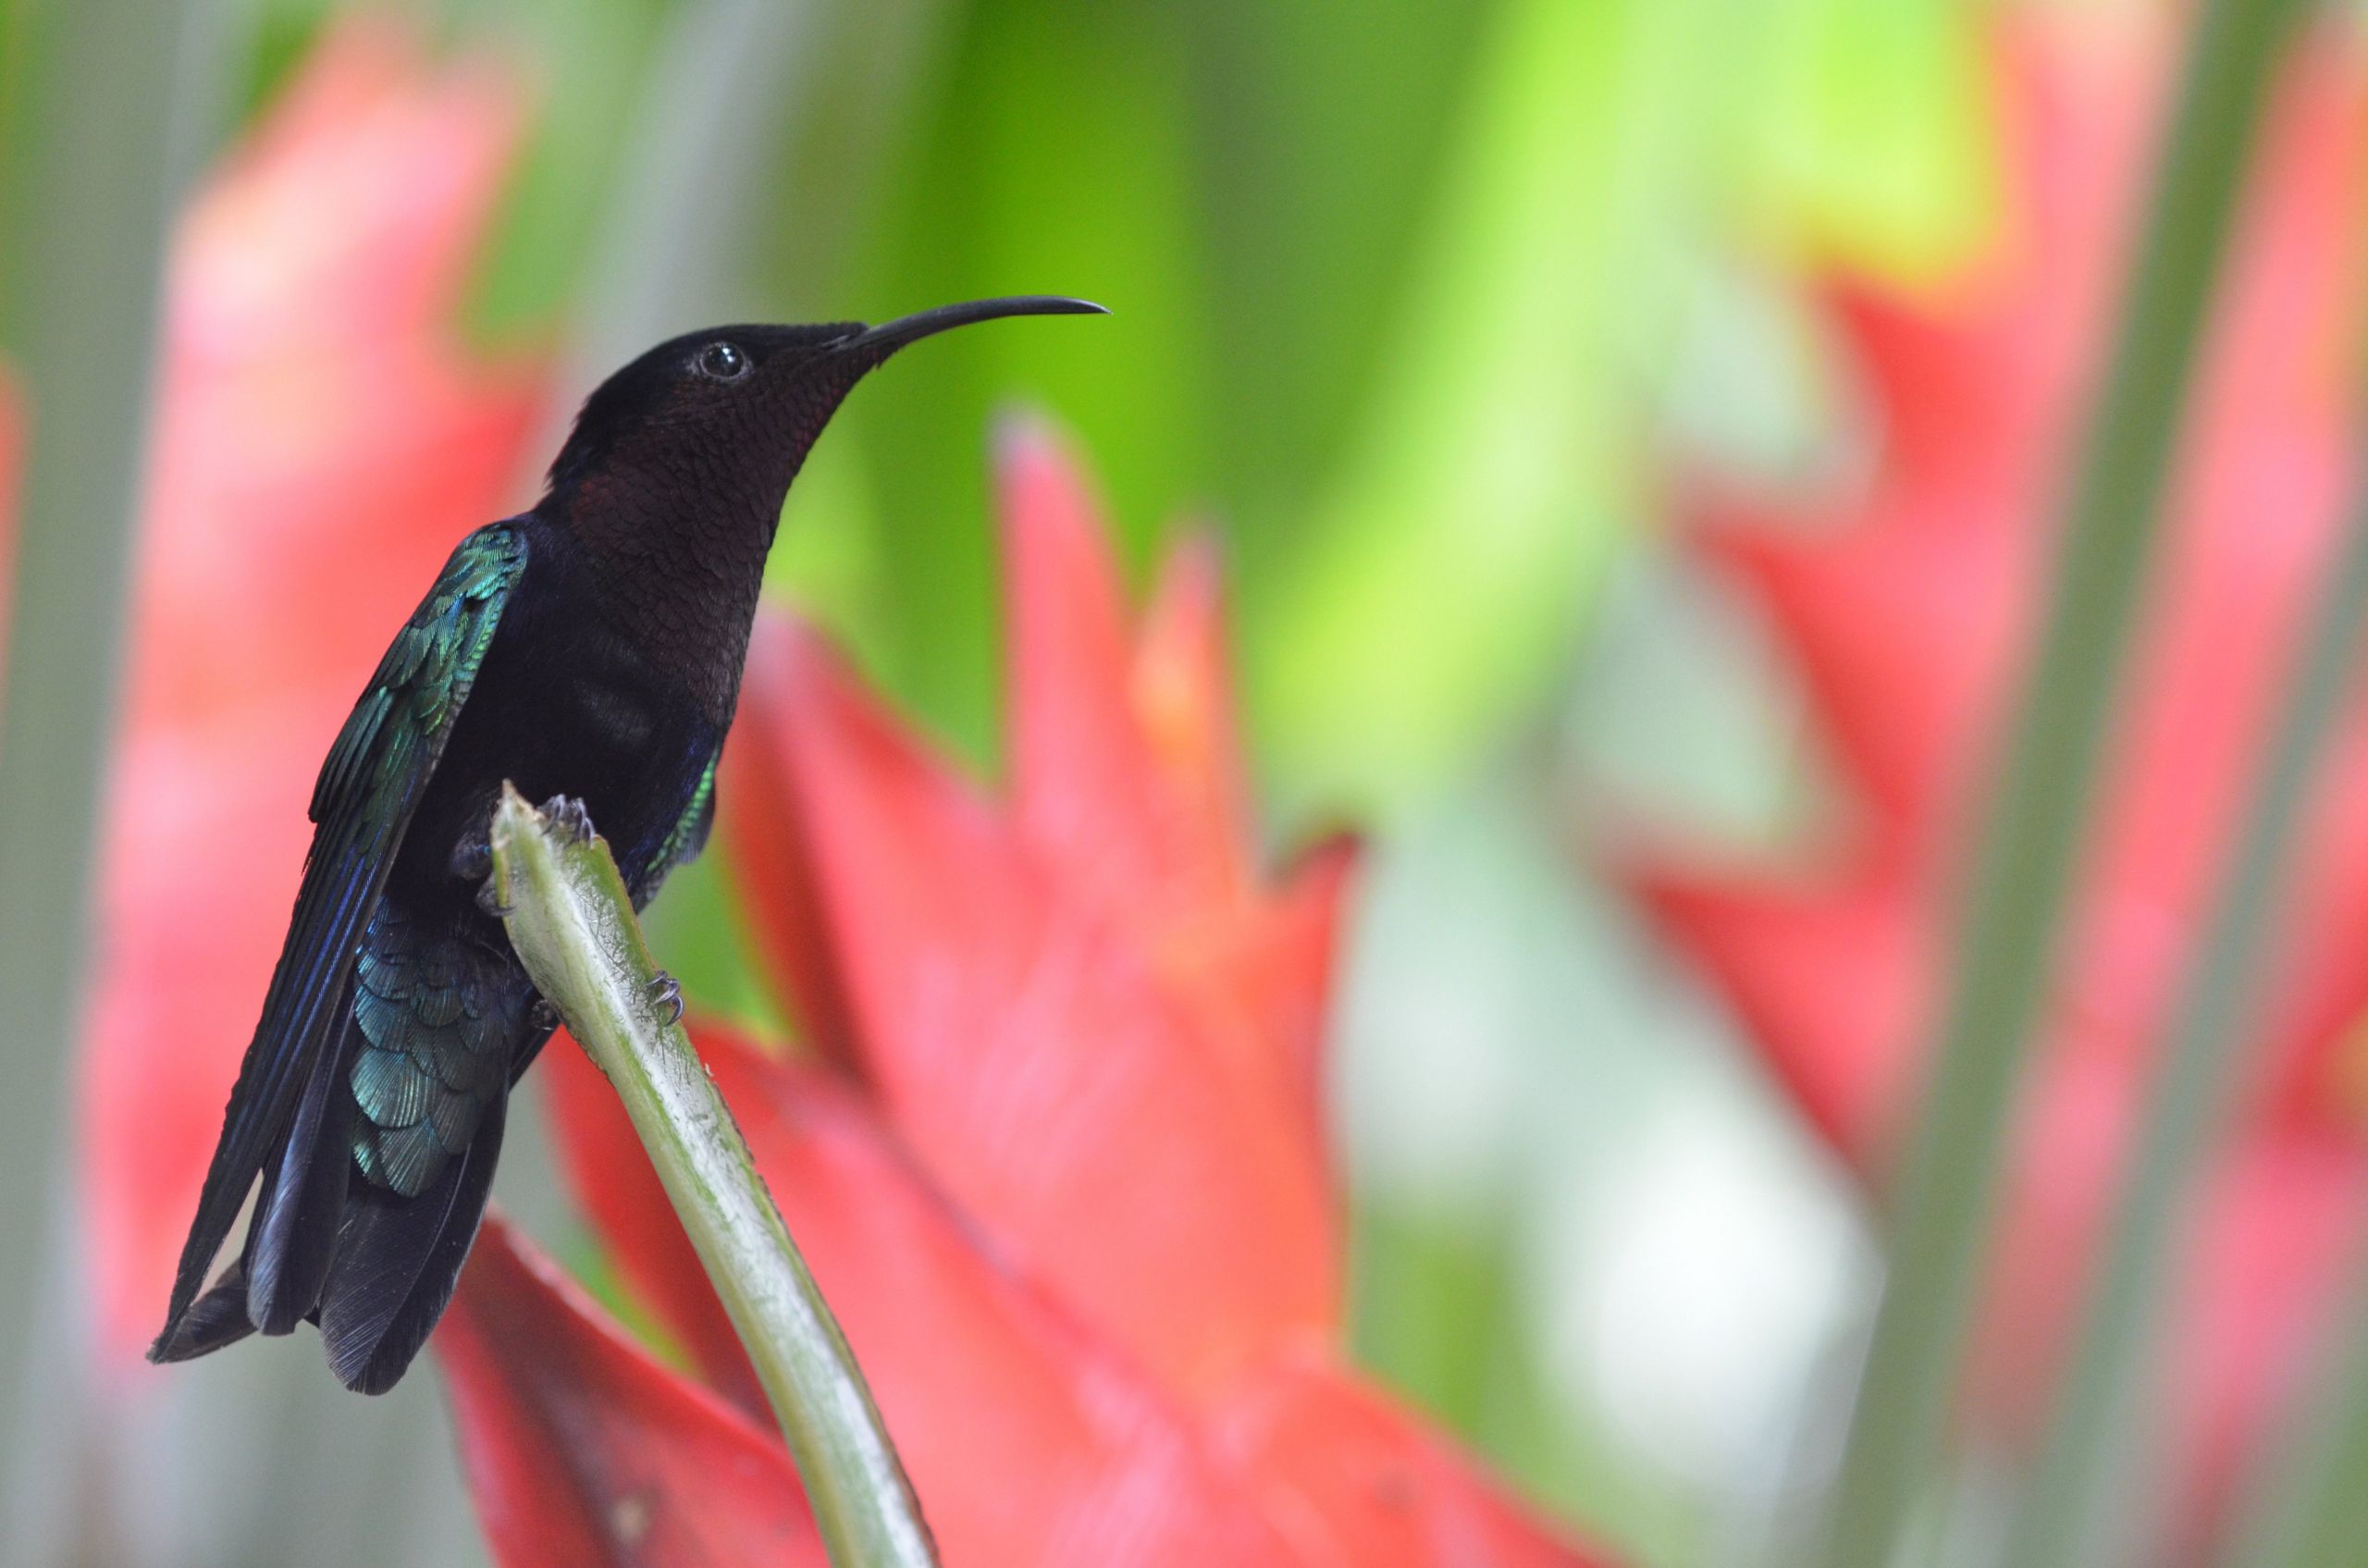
[549,486,777,729]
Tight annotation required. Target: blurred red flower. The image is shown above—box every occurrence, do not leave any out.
[1626,14,2367,1531]
[73,19,542,1364]
[441,426,1608,1567]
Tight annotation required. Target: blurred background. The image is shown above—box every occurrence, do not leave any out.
[1,0,2363,1563]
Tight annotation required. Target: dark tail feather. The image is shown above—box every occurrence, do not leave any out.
[245,1043,356,1335]
[149,1024,359,1364]
[319,1091,508,1395]
[148,1258,260,1363]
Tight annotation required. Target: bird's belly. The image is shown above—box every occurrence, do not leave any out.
[518,670,707,869]
[401,635,710,900]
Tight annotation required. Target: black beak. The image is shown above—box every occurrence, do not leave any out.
[836,295,1108,356]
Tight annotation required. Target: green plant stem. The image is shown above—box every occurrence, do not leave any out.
[487,784,937,1568]
[1818,2,2308,1563]
[0,0,206,1548]
[2005,465,2368,1567]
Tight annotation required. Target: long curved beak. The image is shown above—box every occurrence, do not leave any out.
[836,295,1108,356]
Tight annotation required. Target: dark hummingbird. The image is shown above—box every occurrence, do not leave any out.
[150,295,1105,1393]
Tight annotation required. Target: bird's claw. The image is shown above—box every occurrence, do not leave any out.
[539,793,598,844]
[529,999,561,1033]
[456,833,512,918]
[645,970,684,1027]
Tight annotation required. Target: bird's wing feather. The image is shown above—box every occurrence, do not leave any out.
[654,754,718,876]
[156,522,529,1342]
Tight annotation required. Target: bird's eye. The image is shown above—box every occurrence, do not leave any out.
[697,340,750,381]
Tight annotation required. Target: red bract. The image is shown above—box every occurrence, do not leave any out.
[76,19,542,1365]
[733,429,1343,1402]
[440,1216,822,1568]
[445,425,1606,1566]
[1625,14,2367,1528]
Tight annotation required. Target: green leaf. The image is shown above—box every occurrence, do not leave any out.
[1731,0,2001,288]
[1247,0,1992,824]
[804,0,1219,761]
[1249,0,1696,821]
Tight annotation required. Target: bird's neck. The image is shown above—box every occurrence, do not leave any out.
[542,485,777,729]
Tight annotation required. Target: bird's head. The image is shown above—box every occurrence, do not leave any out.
[541,296,1106,533]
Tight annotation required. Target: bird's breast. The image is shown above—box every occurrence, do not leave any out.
[514,627,710,870]
[403,591,712,901]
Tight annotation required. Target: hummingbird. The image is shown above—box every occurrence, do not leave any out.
[150,296,1104,1393]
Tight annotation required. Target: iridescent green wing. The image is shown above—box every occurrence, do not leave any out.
[309,524,527,832]
[161,522,529,1334]
[652,755,718,882]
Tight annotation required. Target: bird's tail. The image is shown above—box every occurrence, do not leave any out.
[151,1031,508,1396]
[318,1091,506,1394]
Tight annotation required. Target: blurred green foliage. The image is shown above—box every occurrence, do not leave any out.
[142,0,1989,821]
[378,0,1992,1551]
[809,0,1992,821]
[157,0,1993,819]
[0,0,2001,1556]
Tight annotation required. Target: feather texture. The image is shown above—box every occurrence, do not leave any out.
[153,523,527,1353]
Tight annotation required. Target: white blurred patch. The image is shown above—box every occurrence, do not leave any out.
[1332,748,1880,1541]
[1545,1058,1872,1494]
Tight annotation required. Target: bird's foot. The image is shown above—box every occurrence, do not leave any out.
[455,833,513,918]
[539,793,598,844]
[645,970,684,1027]
[449,833,492,883]
[529,999,561,1034]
